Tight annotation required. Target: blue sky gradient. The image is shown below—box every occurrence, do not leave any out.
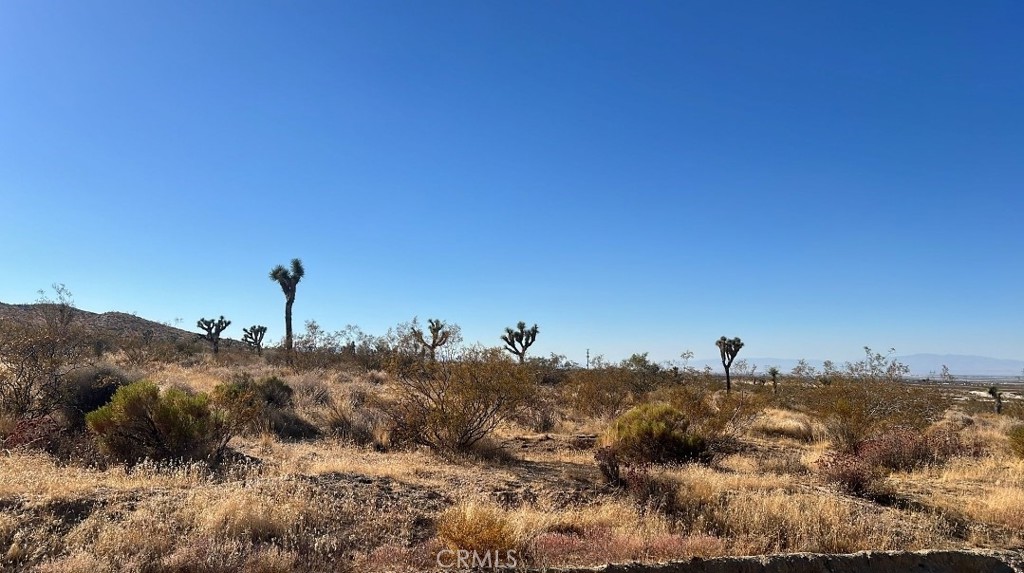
[2,1,1022,364]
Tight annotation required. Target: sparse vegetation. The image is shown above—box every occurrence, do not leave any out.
[1,293,1023,571]
[0,286,89,421]
[806,377,950,453]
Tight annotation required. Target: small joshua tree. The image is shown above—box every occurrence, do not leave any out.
[989,386,1004,415]
[940,364,955,384]
[716,336,744,394]
[501,322,539,364]
[411,318,454,362]
[269,258,305,354]
[767,366,781,395]
[242,325,267,356]
[197,316,231,354]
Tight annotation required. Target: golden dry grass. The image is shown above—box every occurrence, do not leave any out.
[749,408,827,442]
[0,450,212,498]
[3,360,1023,571]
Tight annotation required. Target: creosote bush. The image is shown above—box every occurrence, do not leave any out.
[564,367,638,419]
[212,374,318,440]
[806,378,951,453]
[600,403,710,467]
[0,306,88,421]
[386,348,535,453]
[86,380,230,465]
[650,385,765,453]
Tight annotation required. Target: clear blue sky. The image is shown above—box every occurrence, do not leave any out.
[2,1,1022,364]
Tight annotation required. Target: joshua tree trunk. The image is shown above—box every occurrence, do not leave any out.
[284,296,294,352]
[724,368,732,394]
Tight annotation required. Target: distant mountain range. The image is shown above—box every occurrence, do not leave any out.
[690,354,1024,378]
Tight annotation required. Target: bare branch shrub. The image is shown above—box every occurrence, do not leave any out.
[386,347,535,452]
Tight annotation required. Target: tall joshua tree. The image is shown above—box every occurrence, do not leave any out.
[197,316,231,354]
[269,258,305,353]
[242,325,267,356]
[411,318,453,362]
[716,336,744,394]
[501,321,539,363]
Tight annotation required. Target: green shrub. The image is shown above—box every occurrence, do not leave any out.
[86,381,229,464]
[212,375,317,440]
[601,402,710,465]
[1009,425,1024,459]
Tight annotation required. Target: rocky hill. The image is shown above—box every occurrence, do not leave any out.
[0,301,201,345]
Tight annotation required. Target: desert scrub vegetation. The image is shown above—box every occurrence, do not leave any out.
[212,374,318,440]
[3,291,1024,571]
[803,377,951,453]
[86,380,231,465]
[750,408,825,442]
[0,288,89,422]
[599,402,711,468]
[384,347,535,452]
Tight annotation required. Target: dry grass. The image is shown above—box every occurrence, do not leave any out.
[3,359,1023,571]
[436,501,528,553]
[0,450,212,498]
[7,463,366,572]
[965,487,1024,531]
[750,408,826,442]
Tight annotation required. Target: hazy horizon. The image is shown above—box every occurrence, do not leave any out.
[2,2,1022,366]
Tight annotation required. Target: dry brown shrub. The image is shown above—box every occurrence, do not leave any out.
[385,348,535,452]
[816,453,885,497]
[563,367,637,419]
[807,379,951,453]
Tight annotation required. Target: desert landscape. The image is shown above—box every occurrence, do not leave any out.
[1,293,1022,572]
[4,2,1023,572]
